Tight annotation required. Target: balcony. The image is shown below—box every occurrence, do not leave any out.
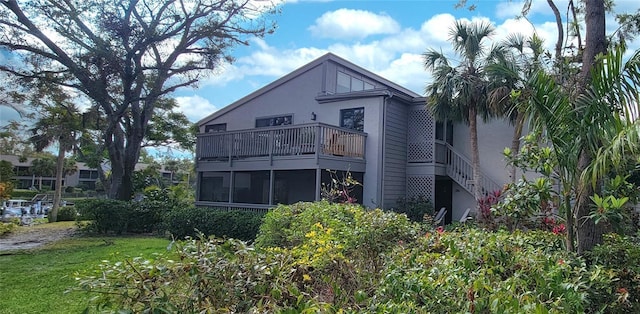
[197,123,367,170]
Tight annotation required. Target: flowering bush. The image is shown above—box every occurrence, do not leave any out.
[373,229,604,313]
[490,177,556,231]
[74,201,639,313]
[476,189,502,228]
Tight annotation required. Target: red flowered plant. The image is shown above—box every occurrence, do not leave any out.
[478,189,502,224]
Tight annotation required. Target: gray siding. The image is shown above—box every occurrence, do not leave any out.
[382,100,408,209]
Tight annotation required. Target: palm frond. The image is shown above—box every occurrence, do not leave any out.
[423,49,450,72]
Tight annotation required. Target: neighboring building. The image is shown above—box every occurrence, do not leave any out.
[196,53,519,223]
[0,154,180,191]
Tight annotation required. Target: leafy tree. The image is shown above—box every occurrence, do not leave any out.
[0,121,34,156]
[423,20,496,203]
[0,160,14,200]
[132,161,165,192]
[0,160,13,183]
[143,98,196,152]
[0,71,29,118]
[0,0,278,200]
[30,155,55,190]
[73,97,195,195]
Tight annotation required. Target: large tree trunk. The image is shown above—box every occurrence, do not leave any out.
[49,142,65,222]
[576,0,607,254]
[469,105,482,204]
[106,115,145,201]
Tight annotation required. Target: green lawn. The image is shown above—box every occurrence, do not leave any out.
[0,232,170,314]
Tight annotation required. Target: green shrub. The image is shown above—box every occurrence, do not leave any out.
[77,237,331,313]
[56,206,77,221]
[10,189,38,199]
[0,221,17,236]
[162,207,264,241]
[392,195,433,222]
[372,229,600,313]
[586,234,640,312]
[255,201,420,308]
[74,202,639,313]
[75,199,132,234]
[75,188,190,235]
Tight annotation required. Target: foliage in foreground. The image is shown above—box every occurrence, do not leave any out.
[0,233,169,314]
[75,202,640,313]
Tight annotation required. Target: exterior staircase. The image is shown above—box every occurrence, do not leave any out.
[445,144,502,198]
[31,193,52,203]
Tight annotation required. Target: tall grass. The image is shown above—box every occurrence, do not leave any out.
[0,231,170,314]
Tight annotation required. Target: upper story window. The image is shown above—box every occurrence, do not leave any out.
[79,169,99,179]
[340,107,365,132]
[256,115,292,128]
[205,123,227,133]
[337,71,374,93]
[435,121,453,145]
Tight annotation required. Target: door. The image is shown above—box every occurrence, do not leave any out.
[435,176,453,224]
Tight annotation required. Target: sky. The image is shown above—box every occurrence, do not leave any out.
[1,0,640,156]
[170,0,640,124]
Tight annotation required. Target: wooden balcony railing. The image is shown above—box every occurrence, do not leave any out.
[197,123,366,161]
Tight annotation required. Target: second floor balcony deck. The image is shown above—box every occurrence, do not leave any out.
[196,123,367,169]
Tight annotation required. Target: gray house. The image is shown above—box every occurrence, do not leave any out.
[196,53,515,223]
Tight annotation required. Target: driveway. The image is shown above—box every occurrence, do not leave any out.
[0,222,77,252]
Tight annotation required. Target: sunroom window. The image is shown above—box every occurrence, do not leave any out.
[337,71,374,93]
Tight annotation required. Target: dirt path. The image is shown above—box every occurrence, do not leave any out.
[0,221,78,252]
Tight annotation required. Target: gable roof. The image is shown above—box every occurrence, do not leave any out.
[198,52,423,126]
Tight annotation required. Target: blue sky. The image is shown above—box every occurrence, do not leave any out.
[170,0,640,124]
[1,0,640,155]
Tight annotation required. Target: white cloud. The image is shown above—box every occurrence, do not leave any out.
[378,53,430,95]
[174,95,218,122]
[193,3,640,108]
[308,9,401,40]
[421,14,457,43]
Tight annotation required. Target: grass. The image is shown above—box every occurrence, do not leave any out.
[0,226,171,314]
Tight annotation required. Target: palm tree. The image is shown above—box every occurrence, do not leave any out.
[30,100,82,222]
[423,20,496,204]
[30,156,56,190]
[485,33,546,183]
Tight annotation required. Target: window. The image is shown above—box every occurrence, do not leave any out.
[435,121,444,141]
[255,115,292,128]
[199,172,230,202]
[79,170,98,179]
[337,72,351,93]
[336,71,375,93]
[205,123,226,133]
[340,107,365,132]
[233,171,270,204]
